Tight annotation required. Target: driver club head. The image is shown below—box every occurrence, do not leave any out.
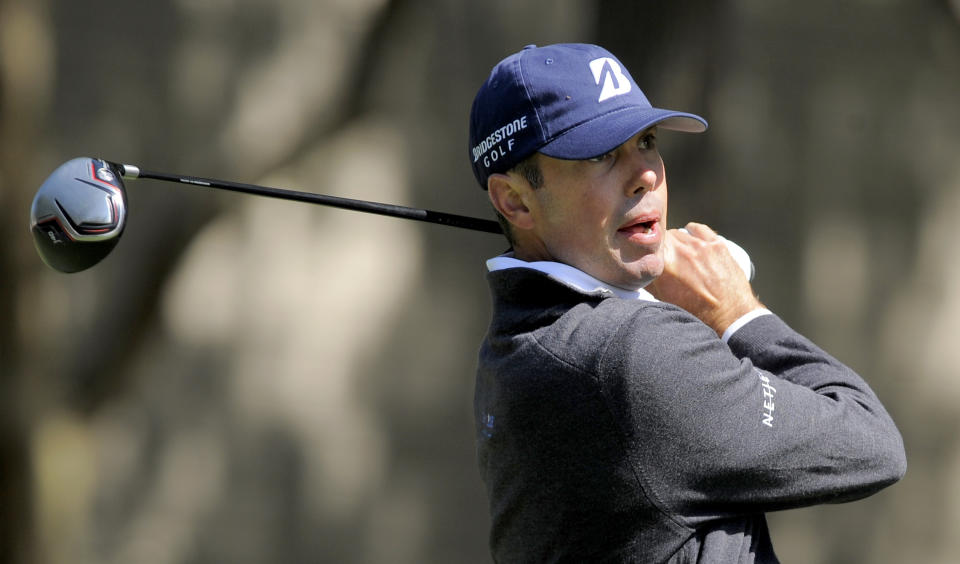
[30,157,128,273]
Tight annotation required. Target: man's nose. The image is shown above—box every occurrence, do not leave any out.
[626,155,660,196]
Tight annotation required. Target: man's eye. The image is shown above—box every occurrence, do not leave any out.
[638,133,657,150]
[587,151,613,163]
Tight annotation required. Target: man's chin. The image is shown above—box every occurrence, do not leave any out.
[624,255,664,289]
[608,269,661,291]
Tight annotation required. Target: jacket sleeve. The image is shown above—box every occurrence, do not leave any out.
[597,305,907,526]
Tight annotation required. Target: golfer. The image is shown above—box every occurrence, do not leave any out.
[468,43,906,563]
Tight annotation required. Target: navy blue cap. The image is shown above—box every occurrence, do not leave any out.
[469,43,707,189]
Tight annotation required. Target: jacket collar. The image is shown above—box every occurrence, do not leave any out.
[486,253,658,302]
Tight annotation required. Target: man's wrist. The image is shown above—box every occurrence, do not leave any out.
[721,308,773,343]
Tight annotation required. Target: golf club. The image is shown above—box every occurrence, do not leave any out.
[30,157,503,273]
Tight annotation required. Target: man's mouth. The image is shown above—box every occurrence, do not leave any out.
[618,215,661,241]
[623,220,657,234]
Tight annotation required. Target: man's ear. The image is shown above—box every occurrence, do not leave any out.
[487,173,535,230]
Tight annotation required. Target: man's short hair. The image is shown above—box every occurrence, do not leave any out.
[513,154,544,190]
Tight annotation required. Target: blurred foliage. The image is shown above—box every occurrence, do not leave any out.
[1,0,958,562]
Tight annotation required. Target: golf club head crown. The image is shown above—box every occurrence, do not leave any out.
[30,157,128,273]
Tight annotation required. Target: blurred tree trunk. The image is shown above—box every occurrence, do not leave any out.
[0,0,50,561]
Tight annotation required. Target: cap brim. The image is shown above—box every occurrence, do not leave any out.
[539,106,707,161]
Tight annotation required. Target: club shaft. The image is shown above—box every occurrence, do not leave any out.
[118,163,503,234]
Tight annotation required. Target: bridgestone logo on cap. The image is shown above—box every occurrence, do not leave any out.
[471,115,529,167]
[589,57,632,102]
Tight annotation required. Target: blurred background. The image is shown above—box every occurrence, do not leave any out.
[2,0,959,562]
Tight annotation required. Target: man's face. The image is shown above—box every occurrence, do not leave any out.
[522,128,668,290]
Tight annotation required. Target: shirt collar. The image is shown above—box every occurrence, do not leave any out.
[486,253,658,302]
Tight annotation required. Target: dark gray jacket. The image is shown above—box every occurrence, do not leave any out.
[474,268,906,563]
